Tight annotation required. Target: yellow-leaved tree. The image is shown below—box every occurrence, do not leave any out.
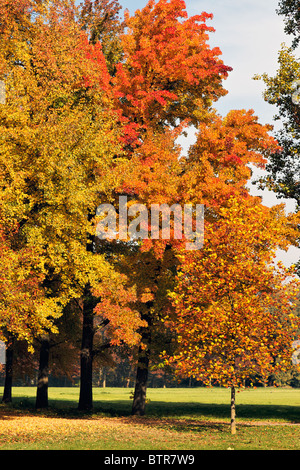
[0,0,144,408]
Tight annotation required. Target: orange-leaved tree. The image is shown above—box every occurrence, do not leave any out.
[165,195,300,434]
[106,0,232,416]
[162,106,300,433]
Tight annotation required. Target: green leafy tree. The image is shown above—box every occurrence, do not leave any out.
[277,0,300,49]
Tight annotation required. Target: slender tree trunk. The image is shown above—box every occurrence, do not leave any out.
[132,308,152,416]
[102,367,106,388]
[2,341,14,403]
[36,338,50,409]
[230,385,236,435]
[78,287,95,411]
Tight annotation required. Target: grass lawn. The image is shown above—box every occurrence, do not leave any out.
[0,386,299,450]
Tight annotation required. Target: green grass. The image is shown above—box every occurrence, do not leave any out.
[0,386,299,450]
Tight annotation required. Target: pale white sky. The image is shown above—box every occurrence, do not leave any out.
[119,0,300,266]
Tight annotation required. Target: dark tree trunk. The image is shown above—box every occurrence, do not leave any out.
[78,209,98,411]
[2,341,14,403]
[132,309,152,416]
[78,287,95,411]
[36,338,50,409]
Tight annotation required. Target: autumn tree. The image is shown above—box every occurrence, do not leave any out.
[79,0,124,73]
[113,0,230,129]
[0,0,144,409]
[106,0,232,416]
[98,0,297,418]
[160,99,300,432]
[164,196,300,433]
[122,104,284,418]
[0,225,61,402]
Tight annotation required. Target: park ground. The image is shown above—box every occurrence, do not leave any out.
[0,386,299,450]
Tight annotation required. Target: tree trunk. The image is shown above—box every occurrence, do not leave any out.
[78,287,95,411]
[2,342,14,403]
[36,338,50,409]
[230,385,236,435]
[132,309,152,416]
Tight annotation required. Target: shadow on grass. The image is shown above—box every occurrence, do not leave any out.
[144,401,300,423]
[2,395,299,425]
